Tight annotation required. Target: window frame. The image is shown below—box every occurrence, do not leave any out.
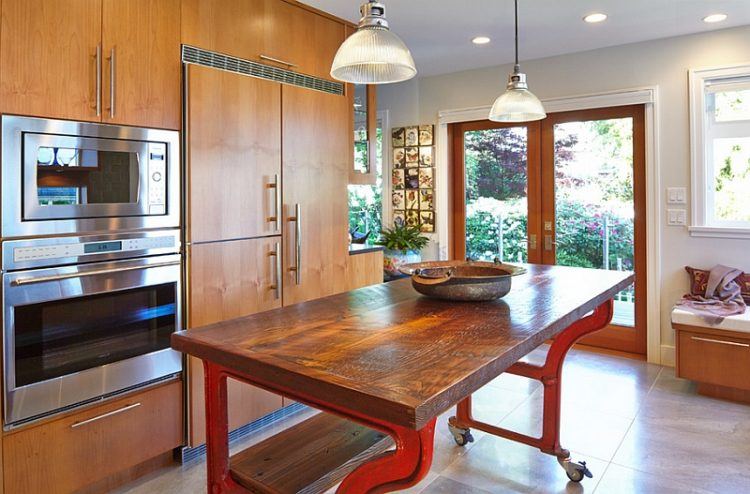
[689,63,750,239]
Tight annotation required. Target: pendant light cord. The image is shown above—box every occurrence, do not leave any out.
[514,0,520,71]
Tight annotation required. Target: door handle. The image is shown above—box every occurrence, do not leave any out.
[544,234,558,251]
[268,242,281,299]
[259,54,297,68]
[266,175,281,231]
[93,44,102,116]
[107,47,116,118]
[288,204,302,285]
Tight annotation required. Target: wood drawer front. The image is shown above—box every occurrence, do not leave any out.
[678,331,750,390]
[3,381,183,494]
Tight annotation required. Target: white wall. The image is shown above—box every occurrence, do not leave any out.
[379,25,750,362]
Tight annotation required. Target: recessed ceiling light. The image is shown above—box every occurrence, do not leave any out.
[472,36,491,45]
[583,13,608,23]
[703,13,728,23]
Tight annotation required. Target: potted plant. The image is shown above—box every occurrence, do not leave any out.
[376,224,430,280]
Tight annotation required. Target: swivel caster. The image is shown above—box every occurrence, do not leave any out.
[559,458,592,483]
[448,423,474,447]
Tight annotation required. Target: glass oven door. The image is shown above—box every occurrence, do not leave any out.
[3,255,182,428]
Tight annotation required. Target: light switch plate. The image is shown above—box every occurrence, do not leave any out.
[667,208,687,226]
[667,187,687,204]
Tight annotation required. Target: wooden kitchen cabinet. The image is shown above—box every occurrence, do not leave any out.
[0,0,102,122]
[0,0,180,129]
[102,0,181,129]
[187,238,284,446]
[282,85,350,305]
[281,2,345,80]
[187,64,282,244]
[3,380,182,494]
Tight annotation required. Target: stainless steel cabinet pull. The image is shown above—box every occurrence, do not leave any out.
[268,242,282,299]
[259,54,297,68]
[70,403,141,428]
[288,204,302,285]
[107,47,116,118]
[266,175,281,231]
[11,260,181,286]
[94,44,102,116]
[691,336,750,348]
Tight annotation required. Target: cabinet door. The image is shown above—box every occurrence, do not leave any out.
[187,65,282,243]
[102,0,181,129]
[0,0,102,121]
[282,85,350,305]
[281,4,344,81]
[187,238,283,446]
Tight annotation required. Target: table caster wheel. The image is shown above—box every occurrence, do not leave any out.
[448,423,474,447]
[561,460,592,483]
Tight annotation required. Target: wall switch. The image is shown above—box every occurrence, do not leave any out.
[667,209,687,226]
[667,187,687,204]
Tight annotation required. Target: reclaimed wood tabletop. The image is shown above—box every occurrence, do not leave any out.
[172,264,633,430]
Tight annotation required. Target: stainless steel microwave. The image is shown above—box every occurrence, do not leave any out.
[1,115,180,238]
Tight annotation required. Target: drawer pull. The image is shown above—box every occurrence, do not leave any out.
[259,54,297,68]
[70,402,142,428]
[690,336,750,348]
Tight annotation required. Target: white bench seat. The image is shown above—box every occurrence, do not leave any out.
[671,306,750,334]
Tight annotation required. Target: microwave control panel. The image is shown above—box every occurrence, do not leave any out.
[13,235,176,263]
[148,142,167,215]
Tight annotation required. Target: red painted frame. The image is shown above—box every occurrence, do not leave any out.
[201,299,613,493]
[449,300,614,460]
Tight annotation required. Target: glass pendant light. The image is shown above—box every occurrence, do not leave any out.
[331,1,417,84]
[489,0,546,122]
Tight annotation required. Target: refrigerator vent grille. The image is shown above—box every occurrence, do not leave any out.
[182,45,345,96]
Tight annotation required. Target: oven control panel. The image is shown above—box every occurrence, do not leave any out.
[12,235,176,263]
[148,142,167,215]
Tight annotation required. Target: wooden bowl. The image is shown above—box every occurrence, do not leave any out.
[399,260,527,301]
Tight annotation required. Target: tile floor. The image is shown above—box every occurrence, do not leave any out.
[116,347,750,494]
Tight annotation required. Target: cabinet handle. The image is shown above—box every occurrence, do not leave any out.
[107,47,116,118]
[70,402,141,429]
[690,336,749,348]
[94,44,102,116]
[268,242,282,299]
[266,175,281,231]
[288,204,302,285]
[259,54,297,68]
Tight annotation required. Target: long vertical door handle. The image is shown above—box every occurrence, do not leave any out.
[94,44,102,116]
[288,204,302,285]
[268,242,282,299]
[107,47,116,118]
[266,175,281,231]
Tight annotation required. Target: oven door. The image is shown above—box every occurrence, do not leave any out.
[3,255,182,428]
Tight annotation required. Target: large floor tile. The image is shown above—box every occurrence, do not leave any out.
[594,463,716,494]
[421,475,494,494]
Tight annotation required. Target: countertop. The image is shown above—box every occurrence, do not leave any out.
[348,243,384,255]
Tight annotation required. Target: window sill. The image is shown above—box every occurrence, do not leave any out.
[688,225,750,239]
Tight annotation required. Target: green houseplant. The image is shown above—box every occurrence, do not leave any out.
[376,224,430,279]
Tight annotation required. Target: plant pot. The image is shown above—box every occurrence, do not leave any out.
[383,249,421,280]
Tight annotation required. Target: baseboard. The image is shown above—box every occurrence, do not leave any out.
[660,344,675,367]
[178,402,308,463]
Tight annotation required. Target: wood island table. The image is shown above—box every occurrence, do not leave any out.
[171,264,634,494]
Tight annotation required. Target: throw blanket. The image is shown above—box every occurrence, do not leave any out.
[678,264,747,324]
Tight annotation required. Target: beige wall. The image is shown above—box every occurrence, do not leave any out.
[379,25,750,362]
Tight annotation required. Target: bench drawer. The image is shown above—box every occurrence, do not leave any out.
[678,330,750,390]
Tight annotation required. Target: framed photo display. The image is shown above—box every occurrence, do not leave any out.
[391,124,435,233]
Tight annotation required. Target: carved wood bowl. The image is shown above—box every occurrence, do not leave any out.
[399,260,527,302]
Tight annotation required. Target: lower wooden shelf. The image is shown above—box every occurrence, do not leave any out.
[230,412,393,494]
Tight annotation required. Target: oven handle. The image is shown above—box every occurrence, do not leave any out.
[10,260,181,286]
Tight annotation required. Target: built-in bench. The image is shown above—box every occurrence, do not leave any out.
[672,307,750,403]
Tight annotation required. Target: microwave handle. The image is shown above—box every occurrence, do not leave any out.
[11,260,181,287]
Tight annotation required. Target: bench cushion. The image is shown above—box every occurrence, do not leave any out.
[672,307,750,334]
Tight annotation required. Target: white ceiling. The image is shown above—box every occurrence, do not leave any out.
[303,0,750,77]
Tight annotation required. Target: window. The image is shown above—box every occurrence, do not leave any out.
[348,120,383,245]
[690,65,750,237]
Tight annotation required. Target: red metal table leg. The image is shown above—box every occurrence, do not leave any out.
[449,300,614,481]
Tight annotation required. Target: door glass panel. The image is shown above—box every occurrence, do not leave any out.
[464,127,528,262]
[13,283,176,387]
[35,146,140,206]
[553,118,635,326]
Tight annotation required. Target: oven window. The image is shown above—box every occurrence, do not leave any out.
[36,147,139,206]
[13,283,176,388]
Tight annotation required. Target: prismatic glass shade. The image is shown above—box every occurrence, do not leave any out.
[331,27,417,84]
[489,86,546,122]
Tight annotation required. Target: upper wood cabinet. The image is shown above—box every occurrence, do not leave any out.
[0,0,102,122]
[102,0,181,129]
[182,0,344,81]
[0,0,180,129]
[186,65,282,244]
